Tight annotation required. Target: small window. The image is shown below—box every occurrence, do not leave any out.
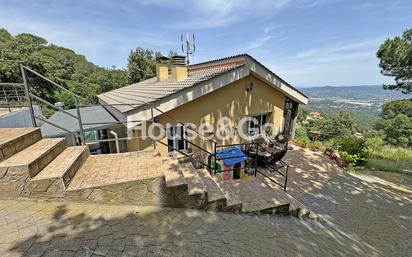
[246,114,267,136]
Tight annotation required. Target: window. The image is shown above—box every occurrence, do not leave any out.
[245,114,267,136]
[167,125,188,153]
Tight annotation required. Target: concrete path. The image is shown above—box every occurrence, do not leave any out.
[0,146,410,257]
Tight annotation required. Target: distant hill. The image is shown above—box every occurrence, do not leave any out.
[300,85,406,102]
[299,85,410,125]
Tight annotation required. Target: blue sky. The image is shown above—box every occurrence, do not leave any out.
[0,0,411,87]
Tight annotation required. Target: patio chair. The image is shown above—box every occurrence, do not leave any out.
[263,142,289,173]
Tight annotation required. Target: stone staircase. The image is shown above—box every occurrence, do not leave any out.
[162,158,291,214]
[0,128,313,217]
[0,128,66,197]
[28,146,89,198]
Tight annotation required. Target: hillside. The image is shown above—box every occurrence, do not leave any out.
[0,28,128,108]
[299,85,409,124]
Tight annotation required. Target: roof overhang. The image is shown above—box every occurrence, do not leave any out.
[244,55,308,105]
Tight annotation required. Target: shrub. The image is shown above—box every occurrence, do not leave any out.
[294,137,310,148]
[335,136,368,167]
[308,141,323,151]
[365,136,385,156]
[295,125,308,139]
[294,125,310,147]
[340,151,365,170]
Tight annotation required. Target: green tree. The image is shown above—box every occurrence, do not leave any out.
[380,99,412,119]
[317,111,357,140]
[0,28,12,43]
[375,99,412,147]
[377,28,412,94]
[127,47,156,83]
[376,115,412,148]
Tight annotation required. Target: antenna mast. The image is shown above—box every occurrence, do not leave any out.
[181,33,195,65]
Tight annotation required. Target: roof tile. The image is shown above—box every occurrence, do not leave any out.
[98,56,246,113]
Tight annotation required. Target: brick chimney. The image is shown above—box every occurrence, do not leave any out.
[171,55,188,82]
[156,56,169,82]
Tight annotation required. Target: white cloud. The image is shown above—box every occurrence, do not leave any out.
[293,38,383,63]
[141,0,291,28]
[263,24,282,34]
[266,38,390,86]
[245,35,275,50]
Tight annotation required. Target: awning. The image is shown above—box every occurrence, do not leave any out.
[216,147,248,166]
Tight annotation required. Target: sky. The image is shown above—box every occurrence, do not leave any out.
[0,0,411,87]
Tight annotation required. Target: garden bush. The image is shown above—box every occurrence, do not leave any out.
[308,141,323,151]
[335,136,368,168]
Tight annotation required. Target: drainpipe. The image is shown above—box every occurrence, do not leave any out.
[109,130,120,153]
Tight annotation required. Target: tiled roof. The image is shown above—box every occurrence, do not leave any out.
[97,56,246,113]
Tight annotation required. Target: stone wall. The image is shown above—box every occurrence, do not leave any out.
[0,140,65,199]
[63,175,223,211]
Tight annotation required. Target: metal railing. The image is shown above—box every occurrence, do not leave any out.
[0,84,26,110]
[256,165,289,191]
[0,59,85,145]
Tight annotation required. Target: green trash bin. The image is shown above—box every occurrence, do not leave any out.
[209,160,222,173]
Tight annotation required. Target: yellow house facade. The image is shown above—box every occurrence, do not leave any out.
[98,54,308,157]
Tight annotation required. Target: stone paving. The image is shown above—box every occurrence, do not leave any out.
[0,146,410,257]
[222,177,290,213]
[0,128,37,145]
[67,151,163,190]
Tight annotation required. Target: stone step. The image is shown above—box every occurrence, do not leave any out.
[0,138,66,177]
[0,128,42,162]
[0,138,66,197]
[28,146,89,197]
[196,169,226,203]
[212,176,243,212]
[163,159,187,188]
[180,162,207,196]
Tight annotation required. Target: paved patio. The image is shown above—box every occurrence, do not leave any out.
[67,151,163,191]
[0,146,410,257]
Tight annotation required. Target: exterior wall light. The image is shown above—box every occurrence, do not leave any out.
[246,81,254,93]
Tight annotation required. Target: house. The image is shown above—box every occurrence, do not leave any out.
[98,54,308,157]
[0,55,310,214]
[309,111,321,119]
[40,105,126,154]
[304,111,322,124]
